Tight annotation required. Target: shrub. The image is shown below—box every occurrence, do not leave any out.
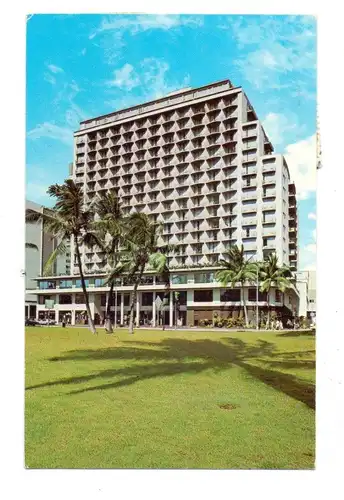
[236,317,245,328]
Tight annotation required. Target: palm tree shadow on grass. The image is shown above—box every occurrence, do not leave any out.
[27,337,315,409]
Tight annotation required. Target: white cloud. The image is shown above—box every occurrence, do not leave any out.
[262,112,299,147]
[26,181,50,204]
[80,48,87,56]
[141,58,190,100]
[47,64,64,74]
[44,72,56,85]
[284,134,316,200]
[90,14,202,64]
[308,212,317,221]
[27,123,73,146]
[107,64,140,90]
[93,14,202,38]
[106,58,190,110]
[229,16,316,91]
[299,226,317,271]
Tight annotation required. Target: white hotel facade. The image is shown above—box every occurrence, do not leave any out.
[30,79,300,326]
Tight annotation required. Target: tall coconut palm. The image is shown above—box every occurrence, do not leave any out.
[259,253,293,328]
[119,213,171,334]
[149,248,174,329]
[216,244,257,327]
[83,192,127,333]
[25,179,97,334]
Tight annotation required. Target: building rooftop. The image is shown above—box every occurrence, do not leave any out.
[76,79,236,132]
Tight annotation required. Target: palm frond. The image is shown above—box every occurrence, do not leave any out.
[43,240,67,276]
[25,242,38,250]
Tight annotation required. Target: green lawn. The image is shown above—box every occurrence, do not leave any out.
[25,327,315,469]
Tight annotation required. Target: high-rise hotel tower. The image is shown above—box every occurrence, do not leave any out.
[32,79,299,326]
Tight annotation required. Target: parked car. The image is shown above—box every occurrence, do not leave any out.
[37,319,56,326]
[25,318,39,326]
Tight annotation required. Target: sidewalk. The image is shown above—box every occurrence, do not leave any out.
[66,325,315,334]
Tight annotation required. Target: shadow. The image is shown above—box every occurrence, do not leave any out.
[27,335,315,409]
[240,362,315,410]
[278,331,315,338]
[266,359,316,370]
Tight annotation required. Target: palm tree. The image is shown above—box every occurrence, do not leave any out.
[25,179,97,334]
[216,244,257,327]
[149,248,173,329]
[259,253,293,328]
[120,213,171,334]
[83,192,126,333]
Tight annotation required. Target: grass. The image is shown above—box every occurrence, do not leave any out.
[25,327,315,469]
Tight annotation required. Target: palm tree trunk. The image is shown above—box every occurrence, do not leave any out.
[74,239,97,335]
[104,281,115,333]
[242,285,249,328]
[266,290,270,329]
[162,280,170,331]
[128,264,145,334]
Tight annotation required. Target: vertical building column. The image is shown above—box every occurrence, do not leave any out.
[120,293,124,325]
[71,293,76,326]
[89,293,95,321]
[136,292,140,326]
[169,291,173,327]
[152,291,156,327]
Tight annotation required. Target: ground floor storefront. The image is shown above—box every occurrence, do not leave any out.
[33,286,297,328]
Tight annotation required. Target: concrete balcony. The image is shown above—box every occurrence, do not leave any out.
[262,228,276,237]
[242,205,257,213]
[242,155,257,164]
[241,217,257,226]
[262,178,276,186]
[262,203,276,211]
[243,242,257,251]
[242,191,257,201]
[242,167,257,175]
[263,217,276,224]
[262,163,276,173]
[242,230,257,238]
[262,243,276,250]
[263,190,276,199]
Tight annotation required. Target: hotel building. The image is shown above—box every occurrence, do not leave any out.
[29,79,300,326]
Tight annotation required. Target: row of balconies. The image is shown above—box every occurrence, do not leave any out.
[86,145,239,162]
[86,134,242,154]
[85,104,239,138]
[87,119,239,145]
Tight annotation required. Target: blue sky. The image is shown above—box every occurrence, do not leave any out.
[26,14,317,270]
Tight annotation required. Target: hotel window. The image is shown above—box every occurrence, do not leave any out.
[75,279,89,288]
[194,273,214,284]
[38,295,50,305]
[60,280,73,289]
[275,290,282,302]
[142,292,153,306]
[59,294,72,305]
[75,294,84,304]
[39,281,56,290]
[220,289,240,302]
[171,274,188,285]
[95,278,105,287]
[194,290,213,302]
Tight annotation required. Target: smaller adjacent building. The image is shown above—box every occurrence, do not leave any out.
[295,270,316,320]
[25,200,71,318]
